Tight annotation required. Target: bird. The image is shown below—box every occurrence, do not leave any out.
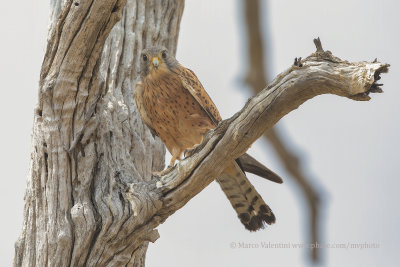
[134,46,283,231]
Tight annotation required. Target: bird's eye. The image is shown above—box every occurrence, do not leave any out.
[161,51,167,59]
[142,54,148,62]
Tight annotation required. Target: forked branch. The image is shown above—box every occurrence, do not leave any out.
[149,39,389,224]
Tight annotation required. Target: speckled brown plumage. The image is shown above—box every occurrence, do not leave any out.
[140,65,219,163]
[134,46,280,231]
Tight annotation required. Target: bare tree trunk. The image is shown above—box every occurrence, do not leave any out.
[14,0,389,266]
[14,0,184,266]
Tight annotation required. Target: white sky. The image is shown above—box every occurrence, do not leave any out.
[1,0,399,266]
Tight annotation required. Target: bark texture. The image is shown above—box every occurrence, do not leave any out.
[14,0,389,266]
[156,41,388,218]
[14,0,184,266]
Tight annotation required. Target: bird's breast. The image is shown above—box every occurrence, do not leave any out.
[142,73,213,151]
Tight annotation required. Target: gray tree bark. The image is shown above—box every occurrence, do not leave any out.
[14,1,389,266]
[14,0,184,266]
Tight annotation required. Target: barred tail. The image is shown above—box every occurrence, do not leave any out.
[216,161,275,231]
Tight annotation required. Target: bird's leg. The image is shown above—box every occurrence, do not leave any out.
[183,147,195,158]
[183,133,210,158]
[184,142,202,158]
[169,155,178,168]
[168,147,184,167]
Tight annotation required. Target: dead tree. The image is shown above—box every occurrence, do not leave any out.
[14,0,389,266]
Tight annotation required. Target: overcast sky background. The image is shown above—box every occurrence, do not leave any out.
[1,0,399,266]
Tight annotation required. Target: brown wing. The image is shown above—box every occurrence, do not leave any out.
[177,66,284,185]
[134,81,158,136]
[176,66,222,125]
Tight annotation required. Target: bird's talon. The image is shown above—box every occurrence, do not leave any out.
[183,149,191,157]
[184,146,198,158]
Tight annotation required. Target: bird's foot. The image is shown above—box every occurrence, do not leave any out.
[183,145,200,158]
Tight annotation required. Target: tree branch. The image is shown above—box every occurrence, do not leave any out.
[152,41,389,224]
[15,0,389,265]
[243,0,325,261]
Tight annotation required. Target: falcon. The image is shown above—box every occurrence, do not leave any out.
[134,46,283,231]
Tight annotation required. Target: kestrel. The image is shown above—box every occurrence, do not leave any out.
[134,46,282,231]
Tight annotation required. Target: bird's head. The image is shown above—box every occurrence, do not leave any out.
[139,46,178,78]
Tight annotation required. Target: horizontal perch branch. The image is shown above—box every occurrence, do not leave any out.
[147,39,389,223]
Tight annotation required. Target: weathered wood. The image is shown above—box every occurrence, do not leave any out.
[15,0,184,266]
[155,43,389,221]
[14,0,389,266]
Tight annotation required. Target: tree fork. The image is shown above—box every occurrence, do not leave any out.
[155,38,389,219]
[14,0,389,265]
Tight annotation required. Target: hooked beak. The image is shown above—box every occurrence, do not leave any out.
[152,57,160,69]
